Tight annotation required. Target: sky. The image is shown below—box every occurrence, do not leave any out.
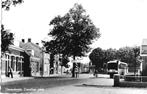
[2,0,147,51]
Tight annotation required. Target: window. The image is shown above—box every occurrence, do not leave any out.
[119,63,127,69]
[108,63,118,70]
[36,61,39,72]
[11,56,14,71]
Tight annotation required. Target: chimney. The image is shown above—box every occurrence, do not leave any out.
[22,39,25,43]
[28,38,31,42]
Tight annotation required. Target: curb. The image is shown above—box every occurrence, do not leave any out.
[119,80,147,87]
[113,74,147,87]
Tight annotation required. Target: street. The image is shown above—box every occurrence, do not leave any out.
[1,74,147,94]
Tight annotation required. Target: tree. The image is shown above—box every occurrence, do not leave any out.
[89,47,104,70]
[60,55,70,68]
[132,46,140,74]
[117,46,140,74]
[104,48,117,62]
[117,47,132,64]
[1,0,23,52]
[89,46,141,75]
[1,24,14,53]
[1,0,23,76]
[2,0,23,10]
[89,47,117,72]
[43,3,100,77]
[117,47,138,66]
[59,54,70,74]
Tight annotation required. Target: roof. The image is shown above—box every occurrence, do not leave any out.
[142,39,147,45]
[107,60,118,63]
[19,42,43,58]
[20,42,42,50]
[9,45,24,52]
[107,60,127,65]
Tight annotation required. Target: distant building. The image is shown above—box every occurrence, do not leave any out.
[42,53,50,76]
[1,38,62,78]
[1,45,24,78]
[19,38,44,76]
[140,39,147,76]
[79,63,90,73]
[19,38,61,77]
[50,54,62,75]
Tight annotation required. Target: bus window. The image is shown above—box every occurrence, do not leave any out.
[107,60,128,78]
[107,62,118,70]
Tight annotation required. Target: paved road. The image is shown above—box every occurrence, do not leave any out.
[1,74,147,94]
[34,75,147,94]
[1,74,89,93]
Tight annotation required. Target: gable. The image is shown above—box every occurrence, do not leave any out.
[20,42,42,58]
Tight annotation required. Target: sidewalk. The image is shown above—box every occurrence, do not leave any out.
[0,74,64,84]
[1,74,109,85]
[0,74,77,85]
[1,76,33,83]
[1,76,34,86]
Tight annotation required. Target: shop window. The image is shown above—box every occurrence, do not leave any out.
[36,62,39,72]
[16,57,21,71]
[2,59,6,72]
[11,56,14,71]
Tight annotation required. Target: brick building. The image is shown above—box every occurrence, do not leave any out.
[1,45,24,78]
[19,38,44,76]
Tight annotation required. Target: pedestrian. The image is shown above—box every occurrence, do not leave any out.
[40,67,43,77]
[8,66,13,78]
[75,67,79,78]
[93,68,98,78]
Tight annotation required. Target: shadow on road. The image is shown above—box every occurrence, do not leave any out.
[75,84,113,88]
[75,83,147,90]
[89,77,110,79]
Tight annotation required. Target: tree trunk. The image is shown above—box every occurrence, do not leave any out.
[134,59,136,75]
[72,56,76,77]
[61,65,63,75]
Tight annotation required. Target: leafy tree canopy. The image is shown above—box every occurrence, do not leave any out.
[89,47,117,69]
[89,47,104,68]
[1,24,14,53]
[117,46,140,67]
[89,46,140,70]
[43,3,100,58]
[2,0,23,10]
[60,55,70,68]
[1,0,23,52]
[43,3,100,77]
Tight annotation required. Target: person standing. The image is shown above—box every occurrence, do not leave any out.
[93,69,98,78]
[8,66,13,78]
[75,66,79,78]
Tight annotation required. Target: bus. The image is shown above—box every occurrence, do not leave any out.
[107,60,128,78]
